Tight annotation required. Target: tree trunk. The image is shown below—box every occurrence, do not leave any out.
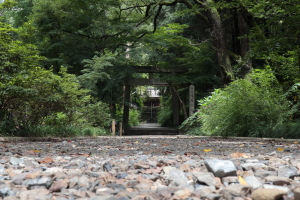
[203,0,234,83]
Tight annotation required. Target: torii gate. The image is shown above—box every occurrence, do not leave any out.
[122,66,193,129]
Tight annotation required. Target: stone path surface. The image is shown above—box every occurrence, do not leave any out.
[1,135,300,200]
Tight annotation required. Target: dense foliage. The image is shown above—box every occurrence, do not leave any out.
[0,20,111,137]
[1,0,300,138]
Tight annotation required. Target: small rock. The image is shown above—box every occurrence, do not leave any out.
[22,177,53,189]
[244,176,262,189]
[103,162,113,171]
[90,195,116,200]
[171,188,193,199]
[278,166,297,177]
[255,170,277,179]
[9,157,23,166]
[264,176,291,184]
[251,188,287,200]
[241,163,268,171]
[194,186,216,198]
[193,172,216,186]
[0,186,15,198]
[134,162,150,169]
[220,185,252,198]
[263,184,290,193]
[222,176,239,186]
[49,179,69,192]
[0,164,5,175]
[0,159,7,164]
[19,188,51,200]
[163,166,190,188]
[116,172,128,179]
[78,175,90,189]
[293,186,300,200]
[69,176,79,188]
[205,159,237,178]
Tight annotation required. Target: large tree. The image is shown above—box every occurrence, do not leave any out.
[120,0,255,83]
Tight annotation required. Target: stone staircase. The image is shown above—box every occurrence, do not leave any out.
[124,123,178,135]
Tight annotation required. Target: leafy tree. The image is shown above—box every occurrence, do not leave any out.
[0,19,111,136]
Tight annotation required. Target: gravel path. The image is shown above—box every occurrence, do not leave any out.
[1,135,300,200]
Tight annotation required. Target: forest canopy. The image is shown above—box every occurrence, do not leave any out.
[1,0,300,138]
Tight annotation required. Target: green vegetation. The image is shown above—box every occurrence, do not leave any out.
[0,20,111,137]
[1,0,300,138]
[181,70,300,138]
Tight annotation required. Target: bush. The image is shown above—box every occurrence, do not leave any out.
[196,69,289,137]
[0,21,112,137]
[128,109,141,127]
[253,121,300,139]
[179,112,204,135]
[157,105,173,127]
[76,101,111,128]
[19,125,82,137]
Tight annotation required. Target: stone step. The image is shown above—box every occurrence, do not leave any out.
[124,126,178,136]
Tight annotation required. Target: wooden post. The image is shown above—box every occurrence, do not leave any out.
[123,84,130,129]
[189,85,195,117]
[119,122,123,136]
[172,86,180,126]
[111,119,116,136]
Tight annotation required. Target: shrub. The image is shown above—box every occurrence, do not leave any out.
[179,111,204,135]
[250,120,300,139]
[128,109,141,127]
[76,101,111,128]
[197,69,289,137]
[157,105,173,127]
[0,21,112,137]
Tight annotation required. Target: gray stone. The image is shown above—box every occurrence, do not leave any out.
[116,197,130,200]
[22,177,53,189]
[192,172,216,186]
[0,186,15,198]
[204,159,237,178]
[69,176,79,188]
[0,164,5,175]
[244,176,262,189]
[103,162,113,171]
[264,176,291,184]
[68,159,87,168]
[255,170,277,179]
[222,176,239,186]
[78,175,90,189]
[12,173,27,185]
[194,185,216,198]
[106,183,126,191]
[263,184,290,193]
[241,162,268,171]
[220,185,252,198]
[9,157,23,166]
[90,195,117,200]
[86,172,100,178]
[89,164,101,172]
[116,172,128,179]
[44,167,64,176]
[163,166,190,188]
[278,166,297,177]
[183,159,201,168]
[19,188,51,200]
[0,159,7,164]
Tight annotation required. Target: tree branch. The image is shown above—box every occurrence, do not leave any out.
[61,29,128,40]
[153,5,163,33]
